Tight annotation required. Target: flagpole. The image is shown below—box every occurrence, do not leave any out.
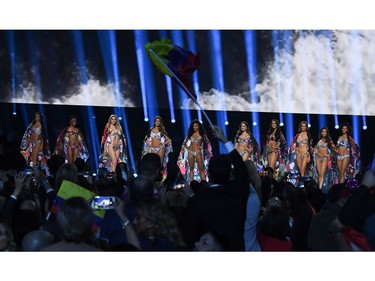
[148,49,214,128]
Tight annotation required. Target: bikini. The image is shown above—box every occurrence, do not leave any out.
[236,136,252,156]
[186,136,203,156]
[267,135,278,155]
[147,132,164,153]
[33,127,42,135]
[268,135,276,141]
[337,139,350,160]
[31,127,42,147]
[107,130,122,151]
[191,136,202,143]
[67,130,79,150]
[316,142,328,162]
[296,136,309,159]
[150,131,162,139]
[236,136,251,145]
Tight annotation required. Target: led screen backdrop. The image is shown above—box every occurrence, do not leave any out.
[1,30,374,116]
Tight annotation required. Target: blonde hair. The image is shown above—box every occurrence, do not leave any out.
[106,114,123,132]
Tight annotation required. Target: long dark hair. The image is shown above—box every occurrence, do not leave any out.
[135,198,187,247]
[33,112,49,154]
[235,121,251,138]
[318,127,333,143]
[339,122,353,137]
[187,119,207,139]
[267,119,282,140]
[68,115,79,128]
[297,121,313,146]
[147,116,169,138]
[32,111,46,132]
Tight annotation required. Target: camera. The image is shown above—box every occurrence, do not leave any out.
[285,171,301,187]
[91,196,116,210]
[171,181,185,190]
[22,168,36,183]
[22,167,34,176]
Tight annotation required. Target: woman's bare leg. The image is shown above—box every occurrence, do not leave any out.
[196,152,206,182]
[339,157,350,183]
[188,152,195,182]
[108,146,117,172]
[268,151,278,171]
[32,142,42,165]
[157,147,165,167]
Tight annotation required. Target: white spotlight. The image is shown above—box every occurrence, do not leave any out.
[280,122,284,126]
[144,117,149,122]
[171,119,176,123]
[363,125,368,130]
[335,125,339,129]
[92,173,97,177]
[133,173,138,178]
[308,123,311,128]
[92,115,96,119]
[118,116,122,121]
[224,121,229,126]
[253,122,257,126]
[12,112,17,115]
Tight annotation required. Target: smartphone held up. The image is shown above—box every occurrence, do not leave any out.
[91,196,116,210]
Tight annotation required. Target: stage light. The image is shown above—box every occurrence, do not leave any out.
[118,116,122,121]
[335,124,339,129]
[209,30,228,153]
[352,115,360,149]
[12,112,17,115]
[187,30,203,124]
[362,115,367,132]
[144,117,149,122]
[224,121,229,125]
[244,30,260,144]
[92,115,96,119]
[253,122,257,126]
[134,30,156,125]
[92,173,97,177]
[308,123,311,128]
[133,173,138,178]
[280,122,284,126]
[172,30,192,135]
[171,119,176,123]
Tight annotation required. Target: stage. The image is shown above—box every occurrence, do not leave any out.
[1,103,374,175]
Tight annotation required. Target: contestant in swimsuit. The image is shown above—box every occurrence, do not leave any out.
[20,112,51,169]
[336,122,360,184]
[142,116,172,180]
[288,121,313,178]
[234,121,260,164]
[177,119,212,183]
[313,127,338,190]
[99,114,128,173]
[54,115,89,164]
[260,119,288,179]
